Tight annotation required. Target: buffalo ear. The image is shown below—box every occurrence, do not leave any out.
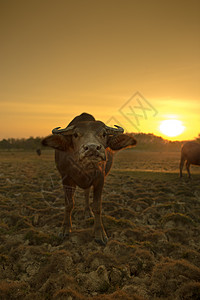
[107,134,137,150]
[42,134,72,151]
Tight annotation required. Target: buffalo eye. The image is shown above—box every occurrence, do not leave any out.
[74,132,78,138]
[102,132,106,138]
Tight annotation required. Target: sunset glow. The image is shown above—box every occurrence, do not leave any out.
[0,1,199,141]
[159,120,185,138]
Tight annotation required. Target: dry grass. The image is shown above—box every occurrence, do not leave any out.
[0,150,200,299]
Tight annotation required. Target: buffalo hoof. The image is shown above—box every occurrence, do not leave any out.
[95,233,108,246]
[94,227,108,246]
[95,237,108,246]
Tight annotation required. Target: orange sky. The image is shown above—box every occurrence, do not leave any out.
[1,0,199,141]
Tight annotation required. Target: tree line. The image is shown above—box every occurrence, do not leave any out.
[0,137,42,150]
[0,133,199,151]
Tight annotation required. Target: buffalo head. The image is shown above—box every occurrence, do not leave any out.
[42,120,136,167]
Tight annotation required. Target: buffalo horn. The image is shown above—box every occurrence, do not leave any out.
[105,125,124,134]
[52,125,75,135]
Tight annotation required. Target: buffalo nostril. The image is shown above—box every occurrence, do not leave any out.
[83,144,102,152]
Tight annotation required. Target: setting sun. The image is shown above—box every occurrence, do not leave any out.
[159,119,185,138]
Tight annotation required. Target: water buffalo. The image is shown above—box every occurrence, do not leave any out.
[42,113,137,245]
[180,141,200,178]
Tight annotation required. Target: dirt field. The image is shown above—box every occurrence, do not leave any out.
[0,150,200,299]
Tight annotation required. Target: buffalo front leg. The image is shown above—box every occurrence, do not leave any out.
[84,188,94,219]
[61,183,76,238]
[92,179,108,245]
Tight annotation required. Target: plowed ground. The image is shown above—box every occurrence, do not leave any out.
[0,150,200,299]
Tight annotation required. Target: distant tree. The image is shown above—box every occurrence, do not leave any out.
[0,137,43,150]
[0,139,11,149]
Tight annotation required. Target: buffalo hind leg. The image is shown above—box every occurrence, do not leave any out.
[84,188,94,219]
[179,156,185,178]
[92,179,108,245]
[186,161,191,178]
[61,183,76,238]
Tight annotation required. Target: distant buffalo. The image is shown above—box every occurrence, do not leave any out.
[42,112,137,245]
[180,141,200,178]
